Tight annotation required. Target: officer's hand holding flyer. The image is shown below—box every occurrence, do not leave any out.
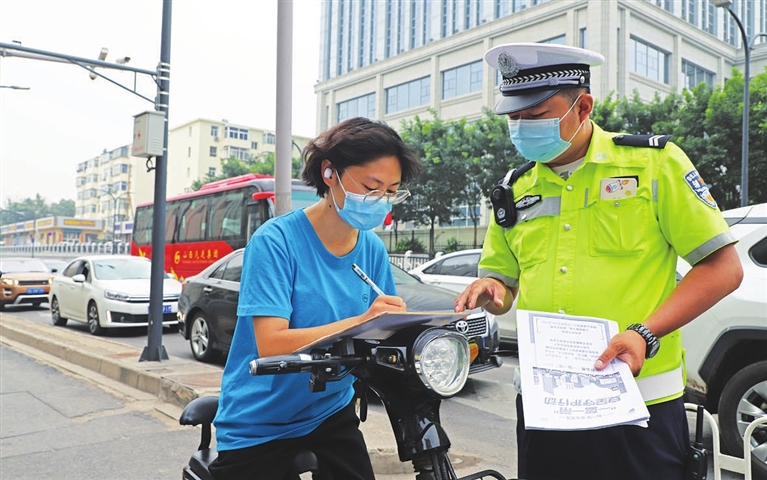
[516,310,650,430]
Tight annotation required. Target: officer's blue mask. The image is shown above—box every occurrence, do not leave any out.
[507,95,585,164]
[330,170,392,231]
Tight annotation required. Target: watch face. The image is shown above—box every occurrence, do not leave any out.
[646,340,660,359]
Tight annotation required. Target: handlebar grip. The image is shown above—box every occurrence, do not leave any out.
[249,354,314,376]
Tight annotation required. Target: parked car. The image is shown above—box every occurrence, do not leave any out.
[680,203,767,476]
[408,249,517,345]
[0,257,54,309]
[178,249,500,374]
[49,255,182,335]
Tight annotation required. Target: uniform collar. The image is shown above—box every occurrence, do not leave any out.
[583,121,613,164]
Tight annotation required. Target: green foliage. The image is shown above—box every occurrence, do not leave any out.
[190,153,304,191]
[444,237,462,253]
[1,194,75,225]
[394,236,426,254]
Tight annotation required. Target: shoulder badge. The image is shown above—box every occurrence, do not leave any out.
[684,170,718,209]
[612,134,671,149]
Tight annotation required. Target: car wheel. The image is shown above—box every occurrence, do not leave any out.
[50,296,68,326]
[87,301,105,336]
[189,313,218,363]
[719,360,767,479]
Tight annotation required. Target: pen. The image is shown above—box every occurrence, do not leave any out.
[351,263,385,297]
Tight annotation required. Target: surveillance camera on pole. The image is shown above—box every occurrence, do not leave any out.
[89,47,108,80]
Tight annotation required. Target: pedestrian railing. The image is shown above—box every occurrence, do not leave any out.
[389,251,431,271]
[0,242,132,258]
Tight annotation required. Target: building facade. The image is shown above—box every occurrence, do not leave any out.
[165,118,312,198]
[316,0,767,233]
[316,0,767,131]
[73,121,313,243]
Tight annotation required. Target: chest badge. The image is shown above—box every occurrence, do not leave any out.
[600,177,637,200]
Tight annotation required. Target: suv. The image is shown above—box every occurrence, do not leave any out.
[681,203,767,477]
[0,257,54,309]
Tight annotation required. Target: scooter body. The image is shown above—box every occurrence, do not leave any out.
[181,321,509,480]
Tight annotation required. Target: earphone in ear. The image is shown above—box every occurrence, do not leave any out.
[323,168,333,179]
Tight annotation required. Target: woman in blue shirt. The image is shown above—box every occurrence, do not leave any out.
[210,117,421,480]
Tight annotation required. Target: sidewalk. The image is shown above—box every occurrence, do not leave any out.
[0,312,413,476]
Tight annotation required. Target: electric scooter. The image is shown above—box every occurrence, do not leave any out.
[181,318,510,480]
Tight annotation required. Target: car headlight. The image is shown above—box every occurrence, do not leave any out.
[1,278,18,286]
[413,329,470,397]
[104,290,131,301]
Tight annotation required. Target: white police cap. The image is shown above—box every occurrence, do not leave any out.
[485,43,604,115]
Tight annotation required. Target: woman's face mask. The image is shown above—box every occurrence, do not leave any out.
[331,171,392,230]
[507,95,585,163]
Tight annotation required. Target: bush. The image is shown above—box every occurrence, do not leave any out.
[395,237,426,253]
[444,237,462,253]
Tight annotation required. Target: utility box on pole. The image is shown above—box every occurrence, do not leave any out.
[131,111,165,158]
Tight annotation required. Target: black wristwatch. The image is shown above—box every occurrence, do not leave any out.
[626,323,660,359]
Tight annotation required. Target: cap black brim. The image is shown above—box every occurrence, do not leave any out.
[493,89,559,115]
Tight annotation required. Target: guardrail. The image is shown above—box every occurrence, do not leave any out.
[0,242,131,257]
[388,251,431,271]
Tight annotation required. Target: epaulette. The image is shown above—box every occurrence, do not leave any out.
[612,134,671,148]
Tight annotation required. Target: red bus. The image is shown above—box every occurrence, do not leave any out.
[131,174,316,281]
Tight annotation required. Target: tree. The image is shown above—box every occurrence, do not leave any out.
[190,153,304,191]
[0,194,75,225]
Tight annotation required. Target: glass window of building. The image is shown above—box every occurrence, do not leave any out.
[210,146,217,157]
[630,37,669,84]
[229,146,250,161]
[251,141,258,150]
[225,126,249,141]
[386,76,431,114]
[208,167,216,177]
[337,93,376,122]
[682,60,714,89]
[541,34,566,44]
[442,60,482,100]
[211,125,218,137]
[263,133,276,145]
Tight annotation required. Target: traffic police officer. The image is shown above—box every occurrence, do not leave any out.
[454,43,744,480]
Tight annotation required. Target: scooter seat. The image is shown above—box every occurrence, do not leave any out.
[188,448,217,480]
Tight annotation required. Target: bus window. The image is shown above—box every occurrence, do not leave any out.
[179,197,209,242]
[165,203,180,243]
[246,201,268,240]
[133,206,154,246]
[209,190,245,241]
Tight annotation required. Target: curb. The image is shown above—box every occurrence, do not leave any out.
[0,313,218,409]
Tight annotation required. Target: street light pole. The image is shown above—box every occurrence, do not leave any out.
[714,1,767,207]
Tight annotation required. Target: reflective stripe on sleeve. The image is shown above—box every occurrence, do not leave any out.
[684,231,738,265]
[636,364,684,403]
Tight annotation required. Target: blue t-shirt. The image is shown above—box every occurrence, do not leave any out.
[214,209,396,452]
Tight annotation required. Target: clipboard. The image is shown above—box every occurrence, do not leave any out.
[292,310,469,353]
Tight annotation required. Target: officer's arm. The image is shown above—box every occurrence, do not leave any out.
[596,244,742,375]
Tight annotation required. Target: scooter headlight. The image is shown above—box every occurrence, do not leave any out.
[413,329,470,397]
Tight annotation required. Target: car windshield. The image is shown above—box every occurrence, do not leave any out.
[0,259,49,273]
[93,258,152,280]
[391,264,420,285]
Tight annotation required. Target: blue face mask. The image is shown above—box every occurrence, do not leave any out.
[507,96,584,163]
[331,172,393,230]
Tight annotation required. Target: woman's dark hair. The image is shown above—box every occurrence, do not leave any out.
[301,117,421,197]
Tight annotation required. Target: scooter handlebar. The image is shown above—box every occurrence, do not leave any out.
[249,354,316,375]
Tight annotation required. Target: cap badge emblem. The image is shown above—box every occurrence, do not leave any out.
[497,52,519,78]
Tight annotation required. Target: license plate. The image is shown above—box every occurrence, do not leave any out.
[27,288,44,294]
[147,304,173,314]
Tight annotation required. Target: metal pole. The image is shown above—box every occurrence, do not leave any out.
[274,0,293,216]
[112,198,118,255]
[726,8,750,207]
[141,0,172,362]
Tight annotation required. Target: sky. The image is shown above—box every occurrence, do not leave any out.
[0,0,323,207]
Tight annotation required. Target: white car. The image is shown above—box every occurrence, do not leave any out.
[409,249,517,345]
[680,203,767,475]
[49,255,182,335]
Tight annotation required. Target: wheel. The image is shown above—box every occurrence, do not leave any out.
[719,360,767,479]
[189,313,218,362]
[50,296,68,326]
[87,301,105,336]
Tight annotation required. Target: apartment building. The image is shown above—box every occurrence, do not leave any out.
[165,118,312,198]
[74,121,313,241]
